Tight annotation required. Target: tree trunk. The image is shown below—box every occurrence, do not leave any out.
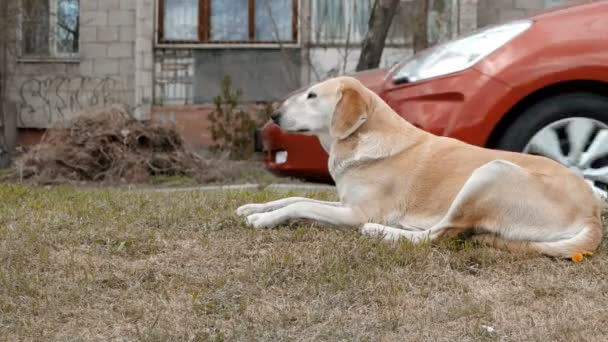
[0,0,16,168]
[355,0,400,71]
[413,0,430,53]
[0,0,7,144]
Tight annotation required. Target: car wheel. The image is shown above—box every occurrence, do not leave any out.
[496,92,608,199]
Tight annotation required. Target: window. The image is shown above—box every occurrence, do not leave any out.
[311,0,411,45]
[159,0,298,44]
[311,0,371,44]
[21,0,80,58]
[162,0,199,41]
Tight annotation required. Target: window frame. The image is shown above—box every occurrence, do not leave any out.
[18,0,80,62]
[156,0,300,48]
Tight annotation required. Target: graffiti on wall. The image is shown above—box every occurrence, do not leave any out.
[17,76,125,126]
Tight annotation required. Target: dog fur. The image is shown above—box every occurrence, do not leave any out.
[237,76,603,258]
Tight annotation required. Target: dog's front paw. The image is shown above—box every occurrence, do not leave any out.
[236,203,265,216]
[246,212,277,229]
[360,223,387,238]
[360,223,401,241]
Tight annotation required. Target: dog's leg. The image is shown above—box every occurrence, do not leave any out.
[246,202,364,229]
[361,221,467,242]
[236,197,341,216]
[361,223,433,242]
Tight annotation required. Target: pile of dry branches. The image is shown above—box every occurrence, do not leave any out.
[16,106,229,184]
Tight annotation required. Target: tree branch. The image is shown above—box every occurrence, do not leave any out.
[355,0,400,71]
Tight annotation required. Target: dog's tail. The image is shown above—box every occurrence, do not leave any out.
[472,221,603,259]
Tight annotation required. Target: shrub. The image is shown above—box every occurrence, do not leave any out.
[208,76,273,160]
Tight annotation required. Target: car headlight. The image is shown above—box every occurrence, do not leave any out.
[393,20,533,83]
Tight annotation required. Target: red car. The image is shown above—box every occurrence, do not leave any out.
[256,1,608,198]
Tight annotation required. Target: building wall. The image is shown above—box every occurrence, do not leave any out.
[7,0,141,129]
[476,0,590,27]
[134,0,155,120]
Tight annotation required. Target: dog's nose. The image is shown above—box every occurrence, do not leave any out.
[271,111,282,124]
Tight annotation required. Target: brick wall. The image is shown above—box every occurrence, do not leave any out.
[80,0,136,103]
[152,105,216,148]
[135,0,155,120]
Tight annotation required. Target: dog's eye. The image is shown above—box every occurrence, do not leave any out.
[307,92,317,99]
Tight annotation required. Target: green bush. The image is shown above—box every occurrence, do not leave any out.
[208,76,273,160]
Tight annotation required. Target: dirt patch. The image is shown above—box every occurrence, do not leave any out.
[13,106,255,185]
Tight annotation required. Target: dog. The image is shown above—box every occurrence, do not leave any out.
[237,76,603,260]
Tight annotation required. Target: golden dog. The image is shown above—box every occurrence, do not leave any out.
[237,77,603,259]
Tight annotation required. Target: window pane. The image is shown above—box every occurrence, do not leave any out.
[312,0,371,43]
[23,0,50,55]
[255,0,293,42]
[164,0,199,41]
[56,0,79,53]
[210,0,248,42]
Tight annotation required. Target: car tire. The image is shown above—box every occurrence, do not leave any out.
[495,92,608,198]
[495,92,608,152]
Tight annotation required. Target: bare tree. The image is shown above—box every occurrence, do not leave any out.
[0,0,17,168]
[413,0,430,53]
[356,0,400,71]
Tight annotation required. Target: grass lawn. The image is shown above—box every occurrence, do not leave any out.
[1,184,607,341]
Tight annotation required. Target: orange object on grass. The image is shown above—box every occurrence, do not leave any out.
[572,253,584,263]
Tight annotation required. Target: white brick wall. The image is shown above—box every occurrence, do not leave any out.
[108,43,134,58]
[120,0,136,11]
[79,0,136,105]
[97,27,120,42]
[93,59,120,75]
[98,0,120,11]
[134,0,155,120]
[119,26,136,42]
[8,0,144,128]
[109,10,134,27]
[81,10,108,27]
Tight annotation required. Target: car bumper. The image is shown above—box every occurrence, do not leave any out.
[258,121,332,183]
[258,68,511,180]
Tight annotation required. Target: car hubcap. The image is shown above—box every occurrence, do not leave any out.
[523,117,608,200]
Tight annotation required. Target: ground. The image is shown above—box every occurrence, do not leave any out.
[1,184,607,341]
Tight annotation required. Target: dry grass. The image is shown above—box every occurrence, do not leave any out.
[1,184,607,341]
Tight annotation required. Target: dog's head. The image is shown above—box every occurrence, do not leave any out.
[272,76,370,140]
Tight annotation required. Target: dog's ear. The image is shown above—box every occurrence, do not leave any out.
[330,86,368,140]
